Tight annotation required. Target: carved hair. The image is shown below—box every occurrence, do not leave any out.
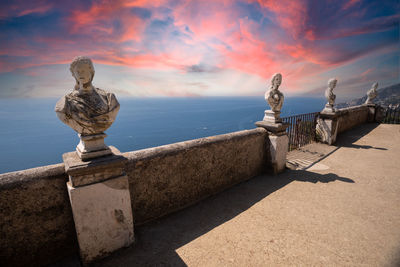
[70,56,95,90]
[328,78,337,89]
[372,82,378,90]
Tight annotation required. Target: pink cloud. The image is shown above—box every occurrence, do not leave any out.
[0,0,53,18]
[171,2,283,78]
[216,21,279,78]
[342,0,361,10]
[1,0,397,97]
[252,0,307,39]
[67,0,149,42]
[361,68,374,77]
[17,4,53,17]
[173,0,239,40]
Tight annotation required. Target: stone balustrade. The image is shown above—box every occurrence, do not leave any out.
[316,104,377,145]
[0,128,269,266]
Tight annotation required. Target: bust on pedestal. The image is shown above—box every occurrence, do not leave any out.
[365,82,378,105]
[55,56,134,264]
[364,82,379,122]
[263,73,284,123]
[55,56,120,160]
[321,78,337,114]
[316,78,339,145]
[255,73,289,174]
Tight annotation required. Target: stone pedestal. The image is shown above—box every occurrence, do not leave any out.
[263,110,282,123]
[366,104,376,122]
[255,120,289,174]
[316,112,338,145]
[375,105,385,123]
[322,104,335,114]
[76,133,112,161]
[63,146,134,264]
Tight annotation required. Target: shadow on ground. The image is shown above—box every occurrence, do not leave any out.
[89,169,353,267]
[336,123,387,150]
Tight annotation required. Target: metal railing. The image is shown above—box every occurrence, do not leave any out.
[382,107,400,124]
[282,112,319,151]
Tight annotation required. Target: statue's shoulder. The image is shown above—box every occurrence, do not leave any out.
[94,87,107,95]
[55,95,68,113]
[95,88,119,107]
[55,90,79,113]
[95,87,116,99]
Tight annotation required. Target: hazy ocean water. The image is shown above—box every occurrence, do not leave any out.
[0,97,325,173]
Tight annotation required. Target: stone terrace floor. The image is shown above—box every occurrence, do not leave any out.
[58,123,400,266]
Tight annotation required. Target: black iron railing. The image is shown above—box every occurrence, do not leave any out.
[382,107,400,124]
[282,112,319,151]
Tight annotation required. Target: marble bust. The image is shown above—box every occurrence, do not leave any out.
[263,73,284,122]
[322,78,337,113]
[55,56,120,160]
[365,82,378,104]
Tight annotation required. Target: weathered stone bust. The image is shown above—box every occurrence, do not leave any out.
[55,56,120,160]
[365,82,378,105]
[322,78,337,113]
[263,73,284,123]
[266,73,284,112]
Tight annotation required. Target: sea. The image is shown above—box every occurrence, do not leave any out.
[0,97,325,174]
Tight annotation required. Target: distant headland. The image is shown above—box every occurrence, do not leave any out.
[337,83,400,109]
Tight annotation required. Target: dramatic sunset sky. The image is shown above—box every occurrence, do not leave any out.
[0,0,398,100]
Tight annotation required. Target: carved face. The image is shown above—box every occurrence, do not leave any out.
[271,73,282,88]
[73,63,92,85]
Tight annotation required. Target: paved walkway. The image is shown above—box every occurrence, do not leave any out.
[61,123,400,266]
[286,142,338,170]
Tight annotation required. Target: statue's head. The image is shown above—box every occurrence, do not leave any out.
[328,78,337,90]
[372,82,378,91]
[70,56,95,89]
[271,73,282,89]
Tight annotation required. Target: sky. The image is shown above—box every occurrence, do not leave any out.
[0,0,399,101]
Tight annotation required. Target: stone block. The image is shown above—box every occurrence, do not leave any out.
[63,146,127,187]
[63,146,134,264]
[67,175,134,264]
[366,104,376,122]
[255,121,289,174]
[255,121,289,136]
[268,134,289,174]
[316,117,338,145]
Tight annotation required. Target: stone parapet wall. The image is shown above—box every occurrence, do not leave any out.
[124,127,268,224]
[336,105,369,134]
[0,164,77,266]
[0,127,268,265]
